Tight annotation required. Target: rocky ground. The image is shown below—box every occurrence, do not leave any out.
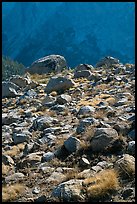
[2,56,135,202]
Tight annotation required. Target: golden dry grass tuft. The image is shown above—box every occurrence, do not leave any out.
[50,91,58,97]
[2,183,26,202]
[93,109,107,119]
[106,97,117,105]
[2,164,10,176]
[29,73,51,84]
[83,169,119,199]
[4,146,20,157]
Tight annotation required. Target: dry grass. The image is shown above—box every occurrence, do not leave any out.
[95,84,110,91]
[64,169,80,181]
[48,158,67,167]
[29,73,51,84]
[4,144,25,157]
[50,91,58,97]
[2,183,26,202]
[106,97,117,105]
[18,109,25,115]
[2,164,10,176]
[83,169,119,198]
[93,109,107,119]
[77,98,102,108]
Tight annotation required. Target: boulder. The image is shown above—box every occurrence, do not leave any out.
[127,141,135,156]
[41,151,55,162]
[77,106,95,118]
[95,56,119,68]
[74,64,94,79]
[5,172,25,183]
[90,128,119,152]
[9,75,30,88]
[56,94,71,104]
[64,136,81,153]
[74,64,94,72]
[76,117,98,134]
[115,154,135,177]
[2,81,19,98]
[32,116,57,131]
[12,133,30,144]
[26,55,67,74]
[52,179,83,201]
[45,76,75,94]
[74,70,92,79]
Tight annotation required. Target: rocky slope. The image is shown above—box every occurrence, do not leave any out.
[2,2,135,67]
[2,55,135,202]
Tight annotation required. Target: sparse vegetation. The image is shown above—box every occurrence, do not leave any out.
[83,169,119,199]
[2,56,25,80]
[2,183,26,202]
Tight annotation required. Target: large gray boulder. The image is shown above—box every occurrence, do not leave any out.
[90,128,119,152]
[2,81,20,98]
[95,56,119,68]
[32,116,57,131]
[45,76,75,93]
[9,75,30,88]
[26,55,67,74]
[64,136,81,153]
[77,106,95,118]
[52,179,84,201]
[74,64,93,79]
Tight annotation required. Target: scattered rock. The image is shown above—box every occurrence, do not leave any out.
[2,81,19,98]
[32,116,56,131]
[64,136,81,153]
[45,76,75,93]
[77,106,95,118]
[90,128,119,152]
[115,154,135,177]
[12,133,30,144]
[127,141,135,156]
[56,94,71,104]
[52,179,83,201]
[41,151,55,162]
[95,56,119,68]
[5,172,25,183]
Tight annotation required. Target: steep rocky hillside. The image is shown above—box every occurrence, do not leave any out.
[2,2,135,67]
[2,55,135,202]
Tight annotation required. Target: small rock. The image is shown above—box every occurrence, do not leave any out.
[115,154,135,177]
[56,94,71,104]
[12,133,29,144]
[127,141,135,155]
[64,136,81,153]
[128,129,135,140]
[77,106,95,118]
[5,172,25,183]
[41,151,55,162]
[2,81,19,98]
[32,116,56,131]
[2,155,14,165]
[32,187,40,194]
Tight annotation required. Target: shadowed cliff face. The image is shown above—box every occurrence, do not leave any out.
[2,2,135,67]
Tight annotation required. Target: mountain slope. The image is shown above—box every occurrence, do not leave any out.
[2,2,135,67]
